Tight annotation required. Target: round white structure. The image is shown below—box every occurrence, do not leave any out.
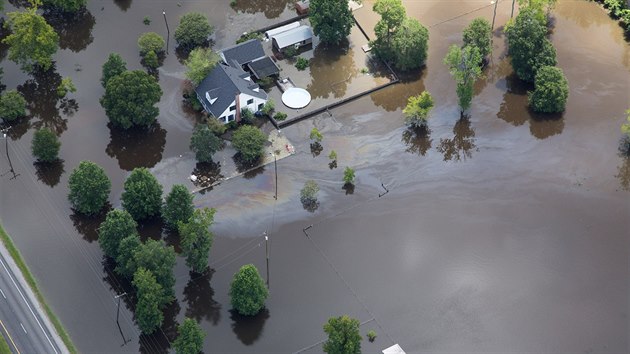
[282,88,311,109]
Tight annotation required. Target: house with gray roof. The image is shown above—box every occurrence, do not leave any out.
[220,39,266,69]
[194,64,267,124]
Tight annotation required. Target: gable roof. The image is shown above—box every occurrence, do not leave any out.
[247,56,280,79]
[195,64,267,117]
[220,39,265,67]
[272,25,313,49]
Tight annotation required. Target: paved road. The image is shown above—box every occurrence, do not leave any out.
[0,248,65,354]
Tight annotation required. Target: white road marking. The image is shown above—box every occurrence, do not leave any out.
[20,323,27,334]
[0,257,58,353]
[0,289,6,299]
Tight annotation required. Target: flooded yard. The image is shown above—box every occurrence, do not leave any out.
[0,0,628,353]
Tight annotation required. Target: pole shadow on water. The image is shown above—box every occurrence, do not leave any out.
[105,122,166,172]
[69,203,112,243]
[183,269,222,325]
[229,308,270,345]
[43,8,95,53]
[33,159,65,187]
[402,126,432,156]
[436,115,478,162]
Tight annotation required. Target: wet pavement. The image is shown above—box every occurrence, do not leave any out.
[0,0,629,353]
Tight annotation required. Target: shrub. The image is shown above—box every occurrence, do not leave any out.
[273,112,287,121]
[143,50,159,69]
[31,128,60,162]
[138,32,165,55]
[206,117,227,136]
[310,127,323,143]
[284,46,298,58]
[185,47,220,85]
[57,77,76,98]
[232,125,267,162]
[240,108,255,125]
[236,31,262,44]
[189,125,222,163]
[295,57,309,71]
[143,16,151,25]
[403,91,433,129]
[328,150,337,161]
[0,90,27,122]
[343,167,355,185]
[121,168,163,221]
[367,330,377,342]
[68,161,111,215]
[258,76,274,88]
[175,12,214,49]
[261,100,275,116]
[300,180,319,206]
[229,264,268,316]
[528,66,568,113]
[323,315,362,354]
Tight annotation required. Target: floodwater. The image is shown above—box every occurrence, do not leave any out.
[0,0,629,353]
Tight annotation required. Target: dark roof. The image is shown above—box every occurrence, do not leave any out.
[220,39,265,67]
[195,64,267,117]
[247,57,280,80]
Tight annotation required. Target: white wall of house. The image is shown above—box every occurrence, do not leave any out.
[212,93,266,124]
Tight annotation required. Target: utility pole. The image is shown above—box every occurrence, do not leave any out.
[1,129,19,180]
[114,292,130,345]
[264,233,269,289]
[511,0,516,18]
[272,152,277,200]
[163,11,170,54]
[491,0,499,32]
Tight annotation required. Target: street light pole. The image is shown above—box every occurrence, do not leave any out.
[491,0,499,32]
[114,292,127,323]
[511,0,515,18]
[264,234,269,289]
[163,11,170,54]
[273,152,277,200]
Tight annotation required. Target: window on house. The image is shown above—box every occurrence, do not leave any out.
[228,115,235,122]
[229,105,236,111]
[258,103,264,111]
[247,99,254,105]
[222,116,228,123]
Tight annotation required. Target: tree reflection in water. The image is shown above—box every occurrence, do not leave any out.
[616,156,630,191]
[69,203,111,243]
[105,123,166,171]
[436,116,477,162]
[230,308,270,345]
[138,300,180,354]
[231,0,293,19]
[113,0,132,12]
[44,8,95,52]
[402,126,432,156]
[183,270,221,325]
[34,159,65,187]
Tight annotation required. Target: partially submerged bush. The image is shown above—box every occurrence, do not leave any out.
[273,112,287,121]
[295,57,309,71]
[300,180,319,210]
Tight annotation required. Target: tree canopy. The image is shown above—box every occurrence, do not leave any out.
[389,17,429,71]
[42,0,87,13]
[174,12,214,49]
[528,65,568,113]
[310,0,354,45]
[229,264,268,316]
[2,7,59,72]
[178,208,216,273]
[115,234,142,278]
[100,70,162,129]
[189,125,222,162]
[133,267,165,334]
[101,53,127,88]
[121,167,163,221]
[133,239,177,300]
[444,45,483,112]
[173,318,205,354]
[138,32,165,55]
[98,209,137,259]
[185,47,220,85]
[403,90,434,129]
[462,18,492,60]
[67,161,111,215]
[32,127,60,162]
[0,90,27,122]
[162,184,195,229]
[372,0,406,62]
[506,8,556,82]
[343,167,355,185]
[232,125,267,163]
[322,315,362,354]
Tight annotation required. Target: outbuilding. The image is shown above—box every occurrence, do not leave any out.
[272,25,313,52]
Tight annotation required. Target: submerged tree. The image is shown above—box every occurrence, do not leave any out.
[162,185,195,230]
[310,0,354,45]
[101,53,127,88]
[185,47,221,85]
[462,18,492,61]
[32,127,60,162]
[528,65,569,113]
[0,90,27,122]
[403,91,434,129]
[173,318,205,354]
[389,17,429,71]
[229,264,268,316]
[133,239,177,300]
[178,208,216,273]
[42,0,87,13]
[300,180,320,211]
[189,125,222,163]
[133,267,165,334]
[98,209,137,259]
[101,70,162,129]
[343,166,355,185]
[372,0,406,61]
[323,315,362,354]
[444,45,483,112]
[174,12,214,49]
[232,125,267,163]
[68,161,111,215]
[121,167,163,221]
[138,32,165,55]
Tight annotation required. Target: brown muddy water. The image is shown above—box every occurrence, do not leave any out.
[0,0,629,353]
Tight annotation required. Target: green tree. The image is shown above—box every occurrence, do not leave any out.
[98,209,137,259]
[173,318,205,354]
[100,70,162,129]
[371,0,406,62]
[138,32,165,55]
[300,180,319,207]
[0,90,27,122]
[462,18,492,60]
[389,17,429,71]
[178,208,215,273]
[323,315,362,354]
[31,127,60,162]
[528,65,568,113]
[310,0,354,45]
[403,90,434,128]
[57,77,76,98]
[505,8,556,82]
[309,127,323,143]
[133,268,165,334]
[115,234,141,278]
[328,150,337,161]
[143,50,159,69]
[189,125,222,163]
[121,167,163,221]
[229,264,268,316]
[261,100,275,116]
[101,53,127,88]
[162,185,194,230]
[185,47,220,85]
[2,7,59,72]
[42,0,87,12]
[444,45,483,112]
[133,239,177,299]
[343,167,355,185]
[232,125,267,163]
[174,12,214,49]
[68,161,111,215]
[517,0,557,24]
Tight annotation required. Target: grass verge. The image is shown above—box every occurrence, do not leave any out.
[0,334,11,354]
[0,223,77,354]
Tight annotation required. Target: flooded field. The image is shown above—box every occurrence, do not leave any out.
[0,0,628,353]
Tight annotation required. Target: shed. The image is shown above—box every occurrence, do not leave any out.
[265,21,301,39]
[247,57,280,80]
[295,0,310,14]
[272,25,313,51]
